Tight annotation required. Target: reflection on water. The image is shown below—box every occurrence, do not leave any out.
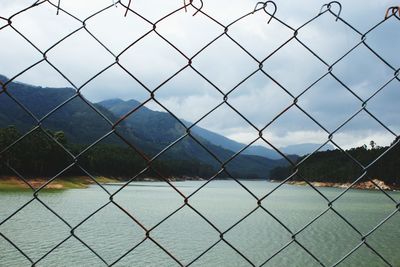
[0,180,399,267]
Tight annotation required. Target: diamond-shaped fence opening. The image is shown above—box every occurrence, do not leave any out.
[295,209,362,266]
[111,239,180,267]
[333,188,398,233]
[192,34,259,92]
[39,96,114,148]
[46,30,116,87]
[34,237,110,267]
[264,241,324,267]
[118,31,189,90]
[1,235,33,267]
[223,207,293,265]
[7,61,75,96]
[331,45,395,100]
[262,104,329,148]
[187,180,257,229]
[366,80,400,132]
[155,8,222,56]
[227,10,294,62]
[295,11,361,65]
[84,4,153,55]
[40,178,112,223]
[338,244,393,267]
[153,67,223,120]
[366,212,400,265]
[296,75,363,132]
[190,103,260,155]
[0,27,43,78]
[226,72,294,130]
[4,128,74,179]
[259,188,329,242]
[261,40,329,97]
[330,111,397,162]
[363,17,400,69]
[73,203,147,264]
[78,64,150,103]
[112,181,184,227]
[10,1,82,51]
[10,85,75,123]
[151,205,220,265]
[0,200,71,262]
[1,1,400,266]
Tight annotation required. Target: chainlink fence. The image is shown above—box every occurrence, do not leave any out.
[0,0,399,266]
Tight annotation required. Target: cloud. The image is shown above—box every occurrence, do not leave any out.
[0,0,399,148]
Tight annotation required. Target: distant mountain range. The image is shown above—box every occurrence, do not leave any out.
[0,74,333,178]
[98,98,280,159]
[0,75,275,178]
[97,98,333,159]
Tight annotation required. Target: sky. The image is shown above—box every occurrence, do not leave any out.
[0,0,399,149]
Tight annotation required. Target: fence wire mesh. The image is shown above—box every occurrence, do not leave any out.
[0,0,399,266]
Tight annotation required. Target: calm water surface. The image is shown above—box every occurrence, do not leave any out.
[0,180,399,267]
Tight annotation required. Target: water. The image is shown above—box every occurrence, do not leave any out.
[0,180,399,267]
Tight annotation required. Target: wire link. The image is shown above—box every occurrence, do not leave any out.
[0,1,399,266]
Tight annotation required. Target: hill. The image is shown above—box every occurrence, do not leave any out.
[98,98,332,158]
[0,74,285,179]
[270,142,400,187]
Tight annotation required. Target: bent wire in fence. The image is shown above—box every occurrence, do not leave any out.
[0,0,399,266]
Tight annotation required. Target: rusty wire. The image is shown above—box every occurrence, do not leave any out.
[0,0,399,266]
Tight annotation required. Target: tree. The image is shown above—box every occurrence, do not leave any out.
[0,126,21,170]
[370,140,376,150]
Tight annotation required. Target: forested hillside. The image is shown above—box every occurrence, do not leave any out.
[0,75,286,179]
[0,126,280,179]
[270,141,400,187]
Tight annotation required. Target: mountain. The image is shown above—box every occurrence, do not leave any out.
[98,98,332,158]
[98,98,283,159]
[187,125,283,159]
[97,99,288,168]
[281,143,334,156]
[0,75,116,144]
[0,75,285,179]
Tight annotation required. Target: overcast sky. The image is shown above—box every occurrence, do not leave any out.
[0,0,399,149]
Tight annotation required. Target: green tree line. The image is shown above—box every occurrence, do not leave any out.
[0,126,217,179]
[270,140,400,187]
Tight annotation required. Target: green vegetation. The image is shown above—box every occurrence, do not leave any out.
[0,126,278,183]
[270,140,400,187]
[0,75,285,179]
[0,126,211,180]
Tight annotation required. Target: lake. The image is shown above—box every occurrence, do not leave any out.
[0,180,399,266]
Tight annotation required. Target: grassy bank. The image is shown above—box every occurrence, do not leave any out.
[0,176,119,191]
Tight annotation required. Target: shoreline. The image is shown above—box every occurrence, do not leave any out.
[0,176,120,191]
[0,176,207,191]
[273,179,397,191]
[1,176,397,191]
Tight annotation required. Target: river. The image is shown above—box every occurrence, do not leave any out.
[0,180,399,266]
